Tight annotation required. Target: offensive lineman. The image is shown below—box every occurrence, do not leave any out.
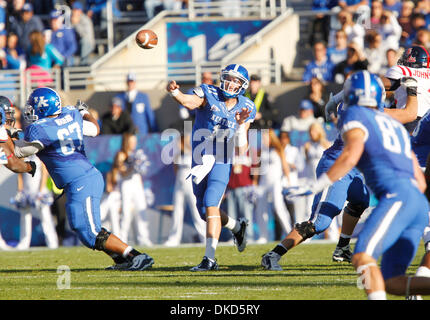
[13,87,154,271]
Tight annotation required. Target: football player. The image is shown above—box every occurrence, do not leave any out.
[0,96,36,175]
[13,87,154,270]
[317,70,430,299]
[261,72,419,270]
[166,64,256,271]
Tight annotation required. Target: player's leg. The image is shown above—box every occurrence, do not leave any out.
[185,180,206,243]
[261,166,349,270]
[191,163,246,271]
[353,189,428,299]
[333,174,370,262]
[66,169,154,271]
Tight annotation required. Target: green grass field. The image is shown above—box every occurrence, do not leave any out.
[0,241,425,300]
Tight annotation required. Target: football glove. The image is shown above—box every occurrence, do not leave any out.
[400,76,418,97]
[75,99,90,116]
[325,92,338,120]
[27,161,36,177]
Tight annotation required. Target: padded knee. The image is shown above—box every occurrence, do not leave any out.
[344,202,367,218]
[294,221,316,240]
[94,227,111,251]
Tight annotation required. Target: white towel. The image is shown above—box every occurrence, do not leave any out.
[187,154,216,185]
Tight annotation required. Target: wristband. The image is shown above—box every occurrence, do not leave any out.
[236,124,247,147]
[80,109,90,117]
[170,88,180,97]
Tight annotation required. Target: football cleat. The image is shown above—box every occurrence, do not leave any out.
[261,251,282,271]
[406,295,423,300]
[106,253,154,271]
[232,217,248,252]
[190,256,219,272]
[332,245,353,262]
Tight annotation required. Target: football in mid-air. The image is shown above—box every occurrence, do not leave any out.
[135,29,158,49]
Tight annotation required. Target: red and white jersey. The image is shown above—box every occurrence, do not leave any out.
[385,65,430,117]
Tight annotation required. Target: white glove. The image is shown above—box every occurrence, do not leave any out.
[75,99,90,116]
[282,186,313,201]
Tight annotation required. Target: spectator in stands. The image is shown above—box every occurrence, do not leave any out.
[364,30,385,74]
[327,29,348,65]
[380,47,400,79]
[226,151,256,242]
[403,13,427,48]
[9,3,44,52]
[5,32,25,70]
[101,97,136,135]
[306,77,328,120]
[398,1,415,45]
[302,41,334,83]
[31,0,55,15]
[307,0,336,47]
[27,30,64,70]
[329,9,365,49]
[278,130,305,225]
[338,0,368,13]
[301,122,331,214]
[371,0,384,29]
[115,73,159,134]
[377,10,402,50]
[414,28,430,48]
[71,1,96,66]
[280,99,324,133]
[383,0,402,17]
[49,9,78,67]
[6,0,25,24]
[25,30,63,87]
[333,42,368,84]
[417,1,430,30]
[245,74,277,128]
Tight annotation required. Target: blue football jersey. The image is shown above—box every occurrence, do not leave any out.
[322,102,348,160]
[24,106,94,189]
[411,109,430,168]
[192,84,256,164]
[339,106,415,198]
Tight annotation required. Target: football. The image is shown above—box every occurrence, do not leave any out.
[135,29,158,49]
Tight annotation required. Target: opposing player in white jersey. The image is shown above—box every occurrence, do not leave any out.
[382,45,430,131]
[325,45,427,128]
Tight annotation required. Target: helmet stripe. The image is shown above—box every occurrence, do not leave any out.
[363,70,371,102]
[420,45,430,68]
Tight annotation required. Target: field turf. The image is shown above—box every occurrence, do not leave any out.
[0,241,425,301]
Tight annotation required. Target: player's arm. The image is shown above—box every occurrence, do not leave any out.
[75,100,100,136]
[166,80,205,110]
[1,138,36,175]
[383,77,418,124]
[304,128,365,196]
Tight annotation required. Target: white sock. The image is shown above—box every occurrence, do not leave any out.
[122,246,133,258]
[204,238,218,261]
[224,216,240,233]
[367,291,387,300]
[415,266,430,277]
